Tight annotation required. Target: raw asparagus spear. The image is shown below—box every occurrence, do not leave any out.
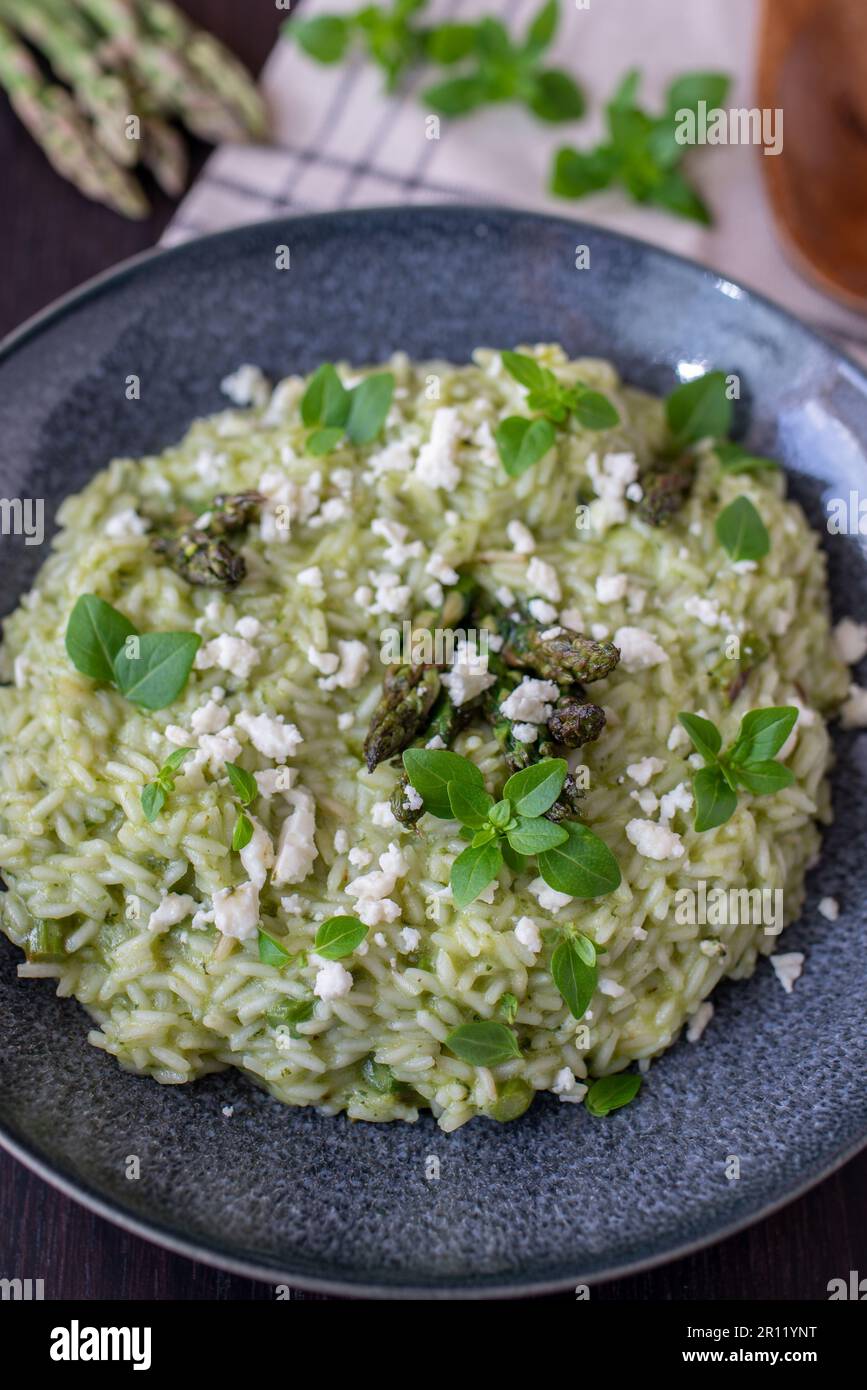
[72,0,254,143]
[0,0,136,164]
[0,19,147,217]
[134,0,267,138]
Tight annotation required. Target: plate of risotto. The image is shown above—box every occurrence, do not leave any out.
[1,207,865,1296]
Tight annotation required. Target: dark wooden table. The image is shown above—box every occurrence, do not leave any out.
[0,0,864,1302]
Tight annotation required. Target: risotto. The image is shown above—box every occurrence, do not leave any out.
[0,345,853,1130]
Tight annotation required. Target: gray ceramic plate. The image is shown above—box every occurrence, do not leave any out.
[1,207,865,1298]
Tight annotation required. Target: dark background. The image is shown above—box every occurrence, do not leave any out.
[0,0,864,1302]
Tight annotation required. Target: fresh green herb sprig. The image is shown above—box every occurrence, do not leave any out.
[300,363,395,456]
[141,747,194,822]
[715,495,770,563]
[402,749,621,908]
[678,706,798,831]
[423,2,585,124]
[288,0,584,123]
[585,1073,641,1116]
[225,761,257,850]
[551,68,730,224]
[65,594,200,710]
[314,914,368,959]
[495,350,620,477]
[445,1019,521,1066]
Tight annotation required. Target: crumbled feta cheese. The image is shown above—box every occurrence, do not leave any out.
[367,570,412,616]
[240,818,275,888]
[220,363,270,407]
[528,878,572,912]
[212,881,260,940]
[307,646,340,676]
[625,482,644,503]
[146,893,196,934]
[473,419,499,468]
[345,841,409,926]
[415,407,464,490]
[596,574,628,604]
[373,931,387,948]
[559,607,583,631]
[507,520,536,554]
[371,517,424,567]
[190,700,230,736]
[551,1067,587,1103]
[196,634,259,679]
[841,683,867,729]
[500,677,559,724]
[667,722,689,752]
[280,893,305,915]
[104,507,148,539]
[296,565,323,589]
[234,615,261,641]
[441,636,496,707]
[404,787,423,812]
[426,552,459,586]
[526,556,561,603]
[613,626,667,672]
[164,724,190,746]
[511,722,539,743]
[426,734,446,750]
[235,710,303,760]
[686,1001,714,1042]
[591,623,609,640]
[625,756,665,787]
[514,916,542,956]
[348,847,372,868]
[587,450,639,531]
[318,639,370,692]
[313,959,353,1000]
[818,896,839,921]
[528,598,558,624]
[833,618,867,666]
[495,585,515,607]
[625,818,685,860]
[198,727,242,773]
[399,927,420,952]
[371,800,398,828]
[770,951,804,994]
[272,787,318,885]
[683,595,722,628]
[254,766,294,798]
[630,788,659,815]
[659,781,693,823]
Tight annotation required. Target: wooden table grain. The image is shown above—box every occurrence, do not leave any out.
[0,0,863,1302]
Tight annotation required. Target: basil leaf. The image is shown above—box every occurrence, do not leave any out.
[678,711,722,762]
[141,782,166,823]
[65,594,137,684]
[231,811,253,851]
[728,706,798,765]
[162,746,194,775]
[500,350,557,393]
[293,16,352,65]
[307,426,346,456]
[714,441,778,474]
[445,1020,521,1066]
[402,748,483,819]
[715,495,770,562]
[495,415,556,477]
[301,362,351,427]
[585,1073,641,1116]
[506,816,568,855]
[537,821,621,898]
[502,841,528,873]
[487,798,512,830]
[113,631,200,710]
[528,69,585,122]
[693,764,738,831]
[551,935,597,1019]
[471,826,498,847]
[666,371,733,448]
[422,75,491,115]
[665,71,730,115]
[362,1057,400,1094]
[450,839,503,908]
[550,144,618,198]
[345,372,395,445]
[524,0,558,56]
[266,996,314,1029]
[225,762,258,806]
[734,760,795,796]
[423,22,478,65]
[504,758,567,816]
[314,914,368,960]
[258,930,291,967]
[571,389,620,430]
[447,780,494,829]
[648,169,711,225]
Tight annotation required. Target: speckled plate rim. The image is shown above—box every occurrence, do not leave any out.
[1,205,865,1299]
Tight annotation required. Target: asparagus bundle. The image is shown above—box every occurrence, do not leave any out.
[0,0,267,217]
